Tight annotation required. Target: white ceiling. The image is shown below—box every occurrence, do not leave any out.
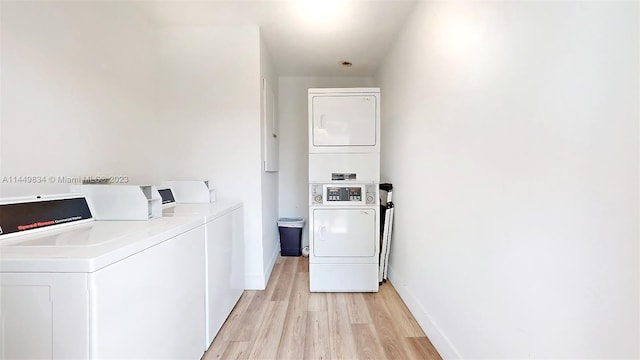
[136,1,418,77]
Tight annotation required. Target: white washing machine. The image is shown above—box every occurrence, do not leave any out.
[308,183,380,292]
[160,189,244,349]
[0,194,206,359]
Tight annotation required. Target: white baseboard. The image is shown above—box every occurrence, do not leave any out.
[263,243,279,285]
[244,273,266,290]
[243,244,280,290]
[388,264,463,360]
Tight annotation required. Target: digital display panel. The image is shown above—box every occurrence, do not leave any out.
[158,189,176,205]
[326,187,362,201]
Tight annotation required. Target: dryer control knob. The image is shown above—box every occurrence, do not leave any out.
[366,195,374,204]
[314,195,322,203]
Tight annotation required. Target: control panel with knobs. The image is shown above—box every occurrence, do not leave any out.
[310,184,377,205]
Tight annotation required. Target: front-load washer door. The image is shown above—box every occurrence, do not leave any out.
[313,208,375,257]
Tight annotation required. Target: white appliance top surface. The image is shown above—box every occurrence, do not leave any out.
[0,216,204,273]
[308,87,380,94]
[162,201,241,221]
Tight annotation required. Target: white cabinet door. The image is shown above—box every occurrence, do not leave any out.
[0,273,90,359]
[262,78,279,172]
[312,208,376,257]
[311,95,377,147]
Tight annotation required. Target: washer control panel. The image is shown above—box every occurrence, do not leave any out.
[326,187,361,202]
[310,184,377,206]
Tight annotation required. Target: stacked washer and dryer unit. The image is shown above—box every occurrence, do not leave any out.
[308,88,381,292]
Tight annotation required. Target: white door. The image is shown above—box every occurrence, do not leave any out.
[311,95,377,147]
[262,78,279,171]
[0,273,90,359]
[313,208,376,257]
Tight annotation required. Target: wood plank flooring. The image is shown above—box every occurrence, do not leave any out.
[203,256,441,360]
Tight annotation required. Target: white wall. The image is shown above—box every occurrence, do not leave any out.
[155,26,267,289]
[260,34,280,287]
[0,1,158,196]
[277,76,374,247]
[2,2,275,290]
[377,2,639,358]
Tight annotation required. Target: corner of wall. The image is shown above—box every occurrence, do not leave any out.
[244,243,280,290]
[388,264,461,359]
[264,242,280,286]
[244,274,266,290]
[259,28,281,289]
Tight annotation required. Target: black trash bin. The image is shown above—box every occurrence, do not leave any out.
[277,217,305,256]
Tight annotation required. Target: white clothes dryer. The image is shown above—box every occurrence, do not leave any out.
[308,183,380,292]
[308,88,380,154]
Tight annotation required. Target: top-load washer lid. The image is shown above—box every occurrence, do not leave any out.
[162,201,241,222]
[0,215,204,273]
[3,223,132,247]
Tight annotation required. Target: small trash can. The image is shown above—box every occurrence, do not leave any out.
[277,217,305,256]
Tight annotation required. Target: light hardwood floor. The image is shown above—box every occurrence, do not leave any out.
[203,255,441,360]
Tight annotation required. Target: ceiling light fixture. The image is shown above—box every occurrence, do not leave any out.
[297,0,345,26]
